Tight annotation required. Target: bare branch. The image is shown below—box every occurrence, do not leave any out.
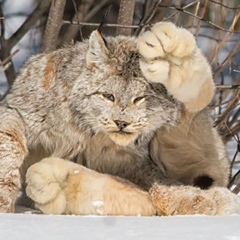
[61,0,110,45]
[43,0,67,52]
[163,1,200,21]
[195,0,209,39]
[62,21,139,29]
[0,5,5,38]
[0,49,19,67]
[116,0,135,36]
[216,85,240,89]
[213,38,240,78]
[214,90,240,127]
[8,0,52,50]
[208,0,240,10]
[211,10,240,66]
[0,5,15,85]
[135,0,163,35]
[232,184,240,194]
[0,1,52,85]
[163,5,240,33]
[62,3,240,35]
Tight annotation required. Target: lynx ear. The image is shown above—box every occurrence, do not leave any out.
[86,30,109,69]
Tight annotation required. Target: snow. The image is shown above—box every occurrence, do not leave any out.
[92,200,105,215]
[92,200,104,208]
[0,214,240,240]
[0,2,240,239]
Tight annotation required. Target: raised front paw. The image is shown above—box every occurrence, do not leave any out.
[137,22,214,111]
[138,22,196,59]
[137,22,196,84]
[25,157,68,210]
[149,184,240,216]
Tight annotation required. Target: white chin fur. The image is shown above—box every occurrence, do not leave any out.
[108,132,138,146]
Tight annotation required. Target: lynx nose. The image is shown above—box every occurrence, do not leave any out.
[114,120,129,130]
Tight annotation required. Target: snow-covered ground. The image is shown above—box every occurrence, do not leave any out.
[0,2,240,239]
[0,214,240,240]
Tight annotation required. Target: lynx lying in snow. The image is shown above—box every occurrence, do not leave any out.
[0,22,239,215]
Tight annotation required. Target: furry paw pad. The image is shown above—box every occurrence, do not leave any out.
[137,22,197,84]
[138,22,196,60]
[25,158,68,205]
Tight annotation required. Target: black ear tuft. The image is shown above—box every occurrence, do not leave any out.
[86,5,113,69]
[98,5,112,34]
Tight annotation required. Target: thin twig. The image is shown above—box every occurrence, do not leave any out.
[214,90,240,127]
[0,6,5,38]
[62,4,240,34]
[62,21,139,28]
[213,38,240,78]
[208,0,240,10]
[135,0,163,35]
[210,10,240,66]
[0,0,51,85]
[61,0,95,44]
[230,169,240,189]
[228,109,240,129]
[195,0,209,39]
[232,184,240,194]
[8,0,52,50]
[0,49,19,67]
[216,85,240,89]
[163,1,200,21]
[163,5,240,33]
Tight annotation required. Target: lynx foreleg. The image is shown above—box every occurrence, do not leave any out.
[150,184,240,216]
[138,22,214,112]
[0,106,28,212]
[26,157,156,216]
[126,161,240,216]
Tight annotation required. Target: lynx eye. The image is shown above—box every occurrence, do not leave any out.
[133,96,145,105]
[102,94,115,102]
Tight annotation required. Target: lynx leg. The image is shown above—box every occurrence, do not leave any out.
[0,106,28,212]
[26,158,156,216]
[138,22,214,111]
[149,184,240,216]
[65,169,156,216]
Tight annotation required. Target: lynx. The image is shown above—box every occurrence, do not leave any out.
[0,22,239,215]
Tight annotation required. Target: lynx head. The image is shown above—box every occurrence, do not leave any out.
[71,31,182,146]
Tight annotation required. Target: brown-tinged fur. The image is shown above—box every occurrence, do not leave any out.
[26,157,156,216]
[150,109,229,187]
[43,56,56,91]
[0,22,239,215]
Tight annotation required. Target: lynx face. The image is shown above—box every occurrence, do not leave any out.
[71,32,181,146]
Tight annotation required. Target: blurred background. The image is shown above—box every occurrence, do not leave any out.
[0,0,239,192]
